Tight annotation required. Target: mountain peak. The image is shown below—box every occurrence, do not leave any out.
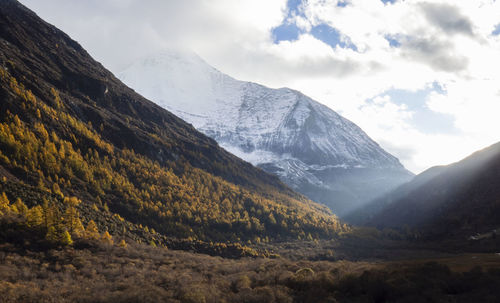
[139,49,208,70]
[119,50,413,215]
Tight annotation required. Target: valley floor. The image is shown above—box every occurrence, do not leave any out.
[1,236,500,303]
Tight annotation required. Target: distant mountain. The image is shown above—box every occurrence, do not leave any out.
[357,142,500,240]
[119,51,413,216]
[0,0,345,248]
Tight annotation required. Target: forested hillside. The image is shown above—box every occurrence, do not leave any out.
[0,0,346,250]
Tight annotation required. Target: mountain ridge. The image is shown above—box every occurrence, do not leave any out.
[355,141,500,241]
[0,0,345,247]
[119,50,414,215]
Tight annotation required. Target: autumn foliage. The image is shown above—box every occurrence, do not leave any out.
[0,190,118,247]
[0,69,347,244]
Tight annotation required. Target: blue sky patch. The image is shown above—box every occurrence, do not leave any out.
[385,82,445,110]
[310,24,358,51]
[271,0,304,43]
[337,0,349,7]
[272,23,302,43]
[271,0,357,51]
[287,0,303,16]
[492,24,500,36]
[381,0,396,4]
[381,84,457,135]
[385,35,401,47]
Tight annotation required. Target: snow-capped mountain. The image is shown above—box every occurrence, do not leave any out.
[119,50,413,216]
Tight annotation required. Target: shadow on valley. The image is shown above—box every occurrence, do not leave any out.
[1,220,500,303]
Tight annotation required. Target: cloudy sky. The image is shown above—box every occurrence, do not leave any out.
[20,0,500,173]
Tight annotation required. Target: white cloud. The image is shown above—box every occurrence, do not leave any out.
[18,0,500,173]
[427,80,500,137]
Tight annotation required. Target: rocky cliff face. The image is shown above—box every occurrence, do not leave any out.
[119,51,413,215]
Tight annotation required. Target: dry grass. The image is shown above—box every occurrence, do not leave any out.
[392,253,500,273]
[1,238,500,303]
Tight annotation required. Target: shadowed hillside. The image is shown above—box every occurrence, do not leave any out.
[353,142,500,242]
[0,0,346,247]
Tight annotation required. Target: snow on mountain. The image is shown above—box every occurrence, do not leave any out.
[119,50,413,216]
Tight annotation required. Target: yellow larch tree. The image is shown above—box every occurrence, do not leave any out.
[0,192,9,215]
[27,205,44,227]
[11,198,28,216]
[101,231,113,245]
[85,220,100,240]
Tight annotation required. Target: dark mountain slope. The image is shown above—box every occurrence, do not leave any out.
[0,0,345,244]
[359,141,500,240]
[345,165,445,224]
[0,0,282,190]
